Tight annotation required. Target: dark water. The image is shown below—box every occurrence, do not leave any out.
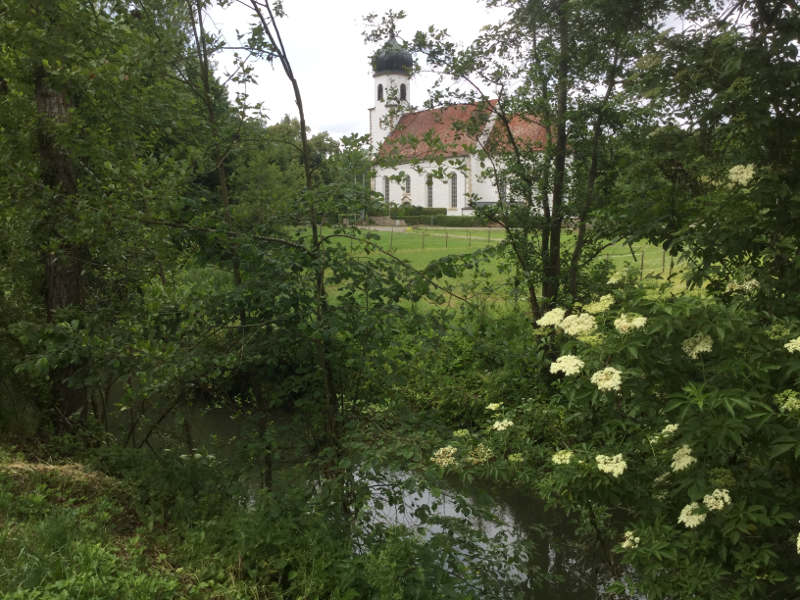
[364,470,613,599]
[156,408,618,598]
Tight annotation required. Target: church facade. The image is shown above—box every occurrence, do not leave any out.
[368,38,547,214]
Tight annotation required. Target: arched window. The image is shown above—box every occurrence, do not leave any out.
[404,175,411,193]
[399,83,407,101]
[449,173,458,209]
[377,84,383,102]
[383,176,390,202]
[426,175,433,208]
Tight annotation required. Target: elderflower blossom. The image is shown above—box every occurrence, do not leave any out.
[784,337,800,353]
[614,313,648,334]
[486,402,503,411]
[452,429,471,438]
[796,532,800,555]
[491,418,513,432]
[590,367,622,392]
[467,443,494,465]
[728,164,755,186]
[559,313,597,337]
[550,354,584,376]
[725,278,760,294]
[537,307,566,327]
[551,450,574,465]
[703,488,732,511]
[621,530,640,549]
[431,446,458,468]
[595,453,627,478]
[607,272,623,285]
[584,294,615,315]
[649,423,679,444]
[671,445,697,472]
[508,453,524,463]
[682,333,713,359]
[776,390,800,413]
[678,502,707,528]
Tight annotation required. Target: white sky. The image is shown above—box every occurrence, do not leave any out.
[206,0,508,138]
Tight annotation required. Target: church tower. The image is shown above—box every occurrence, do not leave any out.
[368,35,413,151]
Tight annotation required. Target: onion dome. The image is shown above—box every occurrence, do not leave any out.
[372,35,413,75]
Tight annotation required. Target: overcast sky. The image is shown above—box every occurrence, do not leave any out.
[206,1,508,138]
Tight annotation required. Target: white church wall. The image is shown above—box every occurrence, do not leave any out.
[374,159,488,214]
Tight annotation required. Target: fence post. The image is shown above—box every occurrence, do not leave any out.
[445,230,448,248]
[422,229,425,249]
[389,226,393,251]
[468,230,471,247]
[640,248,645,280]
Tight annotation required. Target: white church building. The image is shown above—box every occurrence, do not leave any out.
[368,36,547,214]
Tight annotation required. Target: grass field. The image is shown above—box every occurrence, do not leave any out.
[322,225,691,306]
[352,226,679,275]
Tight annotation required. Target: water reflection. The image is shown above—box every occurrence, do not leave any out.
[364,471,609,599]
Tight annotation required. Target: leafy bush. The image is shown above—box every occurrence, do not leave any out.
[431,283,800,598]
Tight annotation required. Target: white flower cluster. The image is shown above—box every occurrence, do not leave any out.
[431,446,458,468]
[584,294,615,315]
[467,443,494,465]
[590,367,622,392]
[453,428,471,438]
[671,445,697,472]
[596,453,627,478]
[728,163,755,186]
[550,354,584,376]
[649,423,679,445]
[725,278,759,294]
[678,502,706,528]
[614,313,648,334]
[491,419,514,432]
[621,530,640,549]
[508,453,524,464]
[797,532,800,555]
[486,402,503,411]
[559,313,597,337]
[776,390,800,413]
[551,449,574,465]
[702,488,732,511]
[784,336,800,354]
[536,307,566,327]
[682,333,713,359]
[607,272,623,285]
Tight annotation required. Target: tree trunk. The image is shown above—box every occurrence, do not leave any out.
[542,0,569,306]
[34,66,88,427]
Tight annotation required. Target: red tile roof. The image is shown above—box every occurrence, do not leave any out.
[487,114,549,153]
[378,103,491,160]
[378,101,548,162]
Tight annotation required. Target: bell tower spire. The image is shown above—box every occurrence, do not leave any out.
[368,34,413,151]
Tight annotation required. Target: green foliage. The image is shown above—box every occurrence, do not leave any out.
[433,282,800,598]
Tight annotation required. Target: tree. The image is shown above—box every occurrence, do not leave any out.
[390,0,686,322]
[0,0,201,430]
[609,0,800,315]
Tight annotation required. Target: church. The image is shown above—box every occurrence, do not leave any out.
[368,37,548,214]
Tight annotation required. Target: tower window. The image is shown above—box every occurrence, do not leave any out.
[399,83,407,101]
[426,175,433,208]
[404,175,411,193]
[450,173,458,209]
[383,176,390,202]
[498,174,507,202]
[377,84,383,102]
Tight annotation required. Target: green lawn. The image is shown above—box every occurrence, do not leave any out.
[321,225,690,305]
